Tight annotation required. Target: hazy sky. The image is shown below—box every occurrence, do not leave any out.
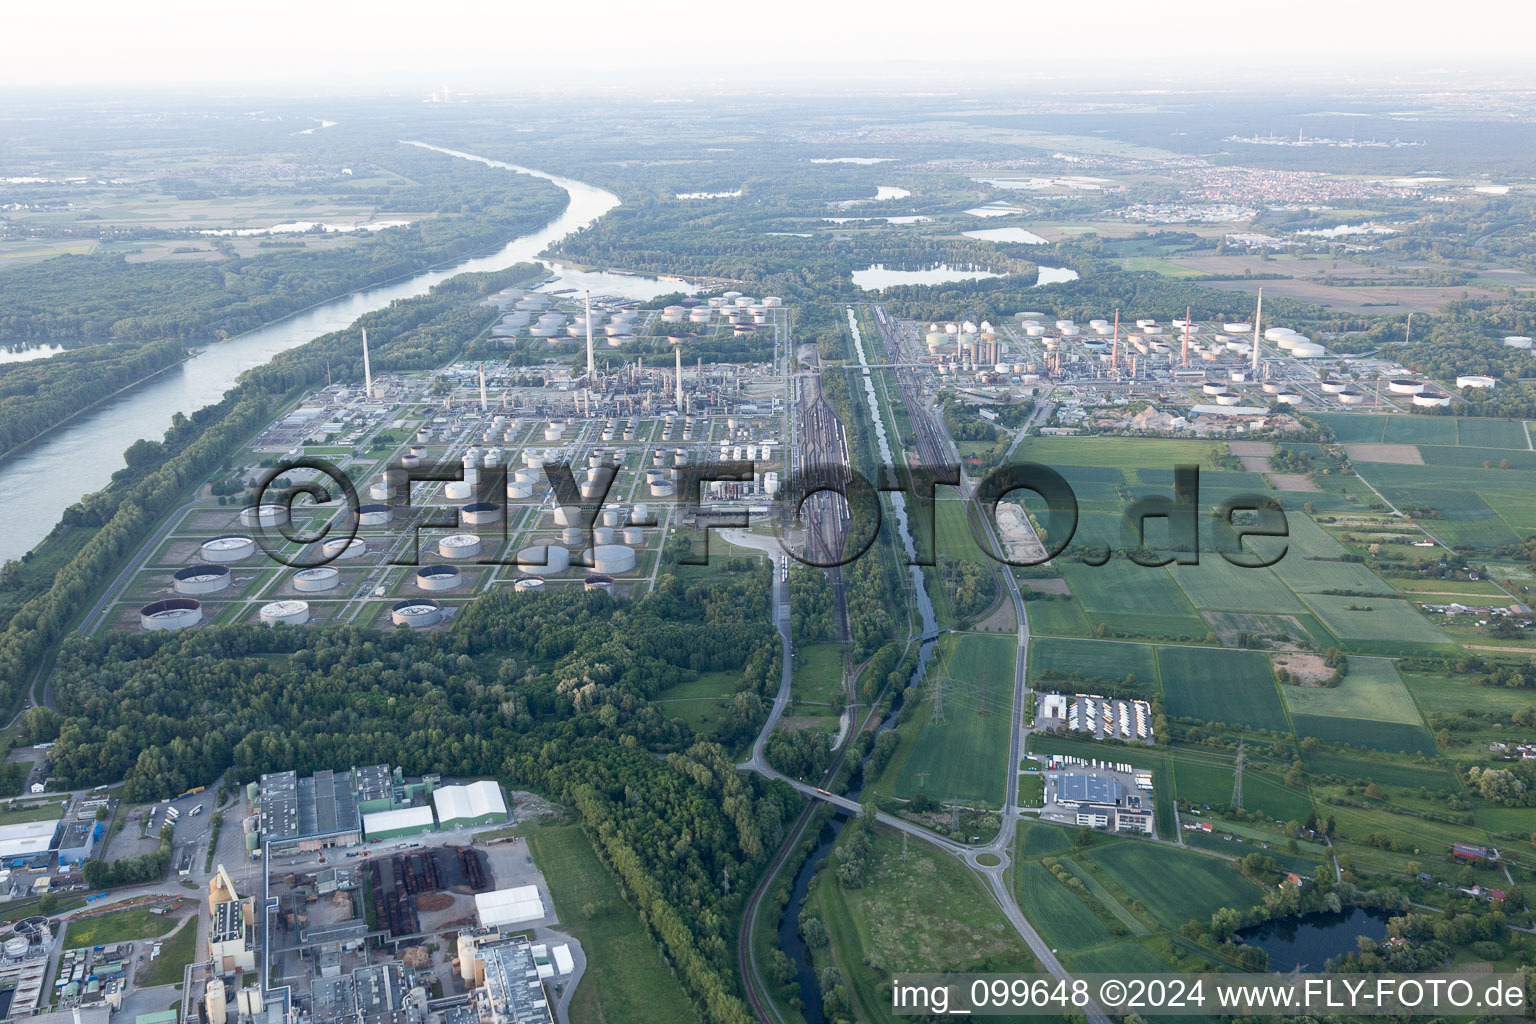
[9,0,1536,93]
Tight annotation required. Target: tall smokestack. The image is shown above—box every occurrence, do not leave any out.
[362,328,373,399]
[1182,306,1190,368]
[478,364,487,412]
[584,289,595,380]
[1252,288,1263,375]
[675,343,683,412]
[1111,309,1120,373]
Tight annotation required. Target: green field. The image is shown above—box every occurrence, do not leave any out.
[1289,714,1437,755]
[65,907,177,949]
[1299,593,1451,646]
[136,918,198,987]
[1082,842,1262,931]
[892,633,1017,807]
[1017,819,1073,859]
[1028,637,1157,689]
[1014,861,1117,952]
[1169,556,1307,614]
[527,824,701,1024]
[1301,752,1456,793]
[1280,657,1423,724]
[655,669,743,734]
[1156,646,1287,731]
[1066,940,1173,974]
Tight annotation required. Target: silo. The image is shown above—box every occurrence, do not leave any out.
[439,534,482,559]
[260,600,310,626]
[174,565,231,595]
[201,536,256,563]
[293,567,341,592]
[390,599,443,628]
[416,565,462,591]
[139,598,202,631]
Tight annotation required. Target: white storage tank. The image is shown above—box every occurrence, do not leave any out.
[602,508,623,527]
[173,564,231,595]
[239,504,289,528]
[507,481,534,500]
[1388,378,1425,395]
[460,502,502,525]
[391,599,442,628]
[1412,391,1452,407]
[1224,322,1252,333]
[439,534,482,559]
[1338,389,1365,405]
[322,536,367,560]
[589,544,638,574]
[260,600,310,626]
[631,503,652,525]
[293,567,341,592]
[593,527,615,545]
[1457,375,1497,389]
[1276,392,1302,405]
[623,526,645,544]
[1291,341,1325,358]
[561,527,585,546]
[416,565,462,591]
[1321,379,1348,394]
[1503,335,1533,349]
[357,503,392,526]
[201,535,256,563]
[139,598,202,631]
[514,575,545,592]
[1215,392,1242,406]
[517,544,571,573]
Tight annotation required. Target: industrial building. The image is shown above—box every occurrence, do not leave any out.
[208,866,257,972]
[473,885,545,929]
[433,781,509,830]
[0,819,60,861]
[459,932,554,1024]
[257,769,362,852]
[362,806,436,842]
[1054,773,1125,808]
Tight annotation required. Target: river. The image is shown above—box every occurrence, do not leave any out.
[0,144,642,563]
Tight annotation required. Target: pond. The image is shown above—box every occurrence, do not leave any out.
[1237,906,1394,971]
[853,263,1004,289]
[964,227,1048,245]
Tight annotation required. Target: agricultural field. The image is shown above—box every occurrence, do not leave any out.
[1028,637,1158,690]
[891,633,1016,807]
[1279,657,1423,724]
[1156,645,1287,732]
[1298,593,1452,648]
[1081,840,1263,931]
[1014,860,1118,953]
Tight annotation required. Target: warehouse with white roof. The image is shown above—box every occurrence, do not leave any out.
[433,781,509,829]
[475,885,545,928]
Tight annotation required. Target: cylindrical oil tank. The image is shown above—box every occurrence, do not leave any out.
[416,565,462,591]
[260,600,310,626]
[514,575,545,592]
[553,506,578,527]
[444,481,474,500]
[623,527,645,544]
[593,527,615,545]
[239,504,289,528]
[140,598,202,631]
[322,536,367,560]
[517,544,570,573]
[584,574,614,591]
[357,503,392,526]
[173,564,231,596]
[439,534,482,559]
[391,599,442,628]
[201,535,256,562]
[507,481,534,500]
[293,567,340,592]
[1388,378,1424,395]
[561,527,584,546]
[650,480,675,497]
[602,508,623,527]
[632,503,651,524]
[589,544,637,574]
[461,502,502,525]
[1224,322,1252,333]
[399,453,420,469]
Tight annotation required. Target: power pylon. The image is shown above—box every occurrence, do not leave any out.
[1231,740,1246,811]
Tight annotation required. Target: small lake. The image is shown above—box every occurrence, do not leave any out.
[0,342,68,365]
[1036,266,1080,286]
[964,227,1048,245]
[853,263,1004,289]
[1237,907,1393,971]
